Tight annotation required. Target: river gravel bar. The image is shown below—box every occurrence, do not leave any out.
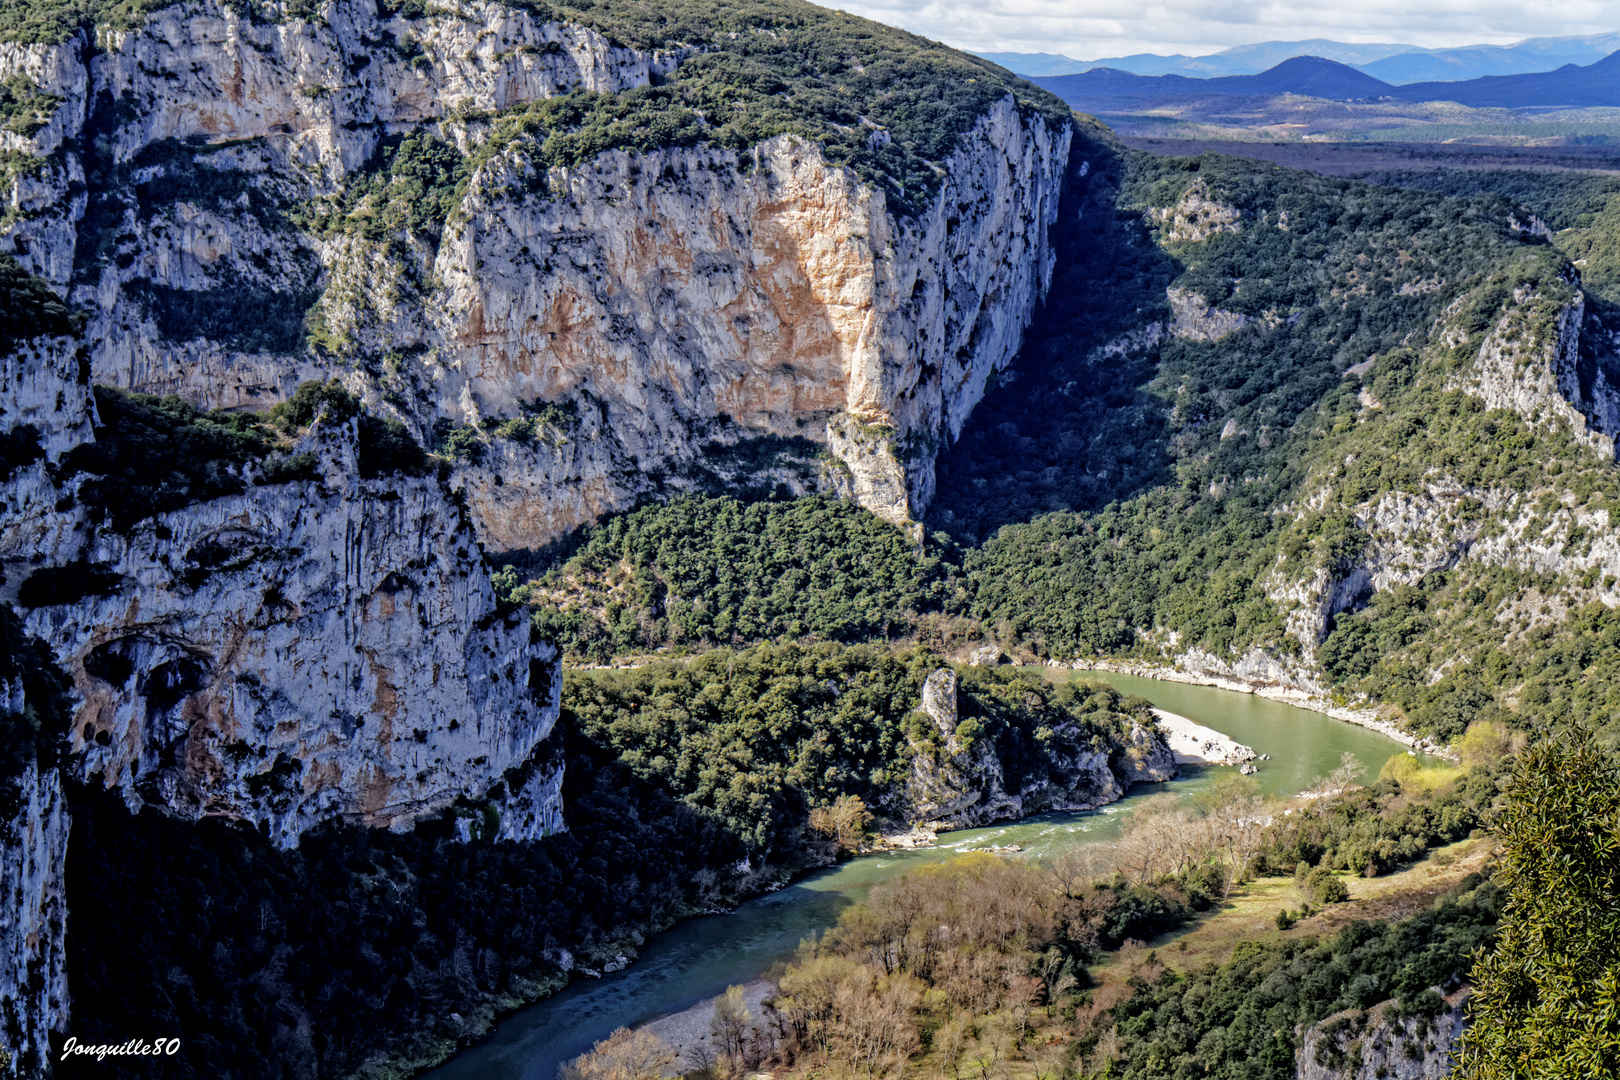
[1152,708,1257,766]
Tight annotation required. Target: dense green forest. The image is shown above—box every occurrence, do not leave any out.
[1101,881,1500,1080]
[564,645,1154,851]
[1352,168,1620,308]
[505,133,1620,749]
[517,496,960,660]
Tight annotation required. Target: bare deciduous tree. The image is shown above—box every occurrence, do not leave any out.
[560,1027,676,1080]
[808,794,872,852]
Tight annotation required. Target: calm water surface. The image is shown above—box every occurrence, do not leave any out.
[422,670,1429,1080]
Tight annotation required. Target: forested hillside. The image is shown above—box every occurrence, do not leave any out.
[515,126,1620,749]
[527,134,1620,1075]
[8,0,1620,1067]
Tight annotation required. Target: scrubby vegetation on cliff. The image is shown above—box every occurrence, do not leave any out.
[468,0,1068,214]
[0,252,79,353]
[944,148,1590,672]
[62,380,432,531]
[0,605,71,828]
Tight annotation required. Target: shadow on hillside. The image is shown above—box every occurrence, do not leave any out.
[926,132,1183,545]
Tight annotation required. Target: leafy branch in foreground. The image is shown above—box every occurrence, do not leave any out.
[1458,727,1620,1079]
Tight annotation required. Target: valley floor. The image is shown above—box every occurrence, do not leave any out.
[1083,836,1496,1010]
[1118,137,1620,176]
[627,838,1496,1080]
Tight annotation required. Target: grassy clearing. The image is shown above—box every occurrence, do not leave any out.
[1084,836,1496,1007]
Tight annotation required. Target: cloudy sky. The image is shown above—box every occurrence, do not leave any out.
[833,0,1615,60]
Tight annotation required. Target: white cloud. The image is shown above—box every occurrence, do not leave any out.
[830,0,1616,60]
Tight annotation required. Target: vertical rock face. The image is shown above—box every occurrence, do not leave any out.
[431,99,1067,540]
[1,0,1070,547]
[1296,989,1470,1080]
[26,454,563,846]
[0,335,93,566]
[0,599,73,1079]
[0,1,676,287]
[0,762,69,1080]
[2,315,564,848]
[1459,290,1619,459]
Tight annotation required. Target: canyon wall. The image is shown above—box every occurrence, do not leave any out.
[1261,289,1620,673]
[0,289,564,1074]
[1,0,1070,547]
[0,763,69,1080]
[1,331,564,845]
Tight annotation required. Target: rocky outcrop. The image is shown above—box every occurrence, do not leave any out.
[903,667,1174,829]
[1147,179,1242,243]
[28,449,563,846]
[0,762,69,1080]
[905,667,1019,826]
[1297,988,1469,1080]
[1455,289,1620,459]
[1167,286,1251,343]
[2,0,1070,546]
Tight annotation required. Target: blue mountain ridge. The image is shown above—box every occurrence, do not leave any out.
[979,31,1620,84]
[1030,51,1620,110]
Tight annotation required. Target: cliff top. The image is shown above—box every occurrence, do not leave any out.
[1,0,1071,215]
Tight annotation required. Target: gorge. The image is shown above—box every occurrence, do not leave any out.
[4,0,1620,1075]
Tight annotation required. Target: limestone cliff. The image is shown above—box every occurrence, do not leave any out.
[0,763,68,1080]
[2,314,564,847]
[1,0,1070,546]
[0,598,73,1079]
[904,667,1174,829]
[1260,285,1620,680]
[1296,988,1470,1080]
[1454,290,1620,460]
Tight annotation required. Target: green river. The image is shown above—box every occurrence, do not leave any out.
[422,671,1430,1080]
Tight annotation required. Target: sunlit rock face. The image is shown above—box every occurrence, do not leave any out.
[2,0,1069,545]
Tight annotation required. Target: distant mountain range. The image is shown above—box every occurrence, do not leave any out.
[977,31,1620,84]
[1029,52,1620,111]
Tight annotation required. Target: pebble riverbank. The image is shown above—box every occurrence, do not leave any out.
[1062,658,1459,762]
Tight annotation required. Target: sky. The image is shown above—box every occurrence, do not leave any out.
[831,0,1616,60]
